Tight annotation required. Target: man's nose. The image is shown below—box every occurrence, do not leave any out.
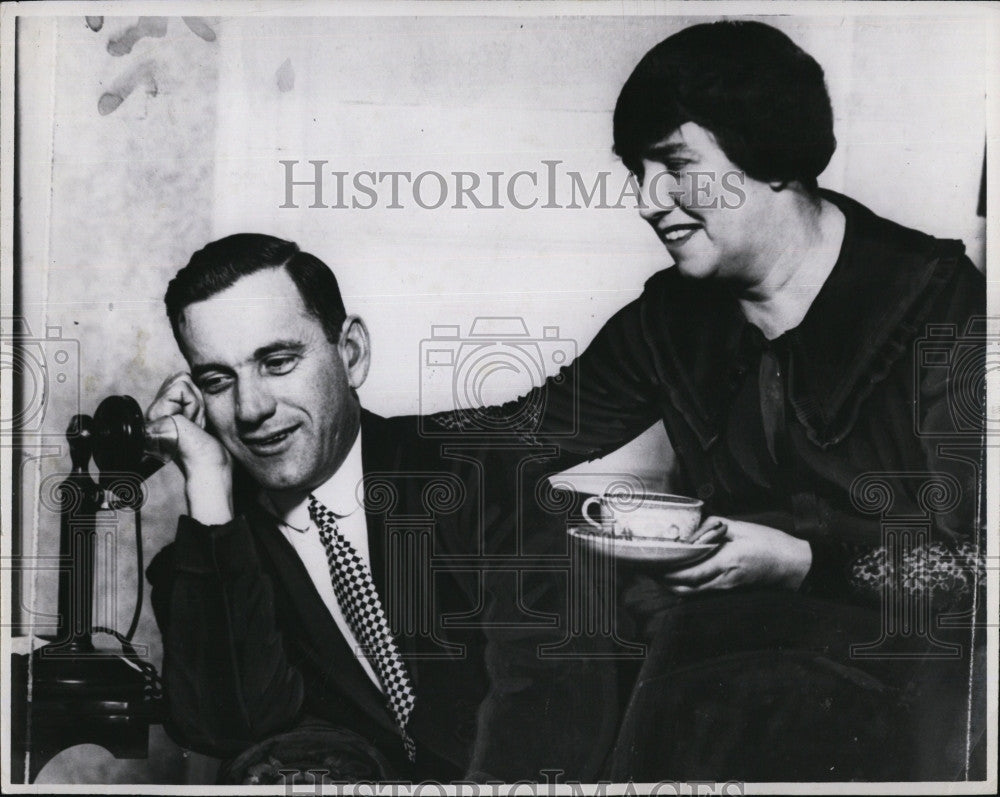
[234,377,277,427]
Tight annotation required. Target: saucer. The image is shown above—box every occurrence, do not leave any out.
[567,526,720,566]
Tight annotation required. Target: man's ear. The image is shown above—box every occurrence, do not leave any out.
[338,315,371,389]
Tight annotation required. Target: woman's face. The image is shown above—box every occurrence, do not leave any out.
[636,122,778,285]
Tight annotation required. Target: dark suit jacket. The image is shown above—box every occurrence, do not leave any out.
[147,410,618,781]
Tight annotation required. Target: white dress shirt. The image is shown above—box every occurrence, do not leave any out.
[258,430,382,690]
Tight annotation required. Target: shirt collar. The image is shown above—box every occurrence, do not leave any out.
[258,428,365,532]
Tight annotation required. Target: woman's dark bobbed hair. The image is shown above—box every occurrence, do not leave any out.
[613,20,836,190]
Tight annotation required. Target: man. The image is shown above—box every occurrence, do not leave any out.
[144,234,616,782]
[434,21,987,779]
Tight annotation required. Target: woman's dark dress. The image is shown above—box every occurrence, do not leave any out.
[432,190,987,780]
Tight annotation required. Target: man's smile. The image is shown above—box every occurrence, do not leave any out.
[241,424,301,456]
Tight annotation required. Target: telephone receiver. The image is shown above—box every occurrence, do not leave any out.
[91,395,179,484]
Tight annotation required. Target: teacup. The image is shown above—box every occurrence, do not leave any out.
[581,491,703,541]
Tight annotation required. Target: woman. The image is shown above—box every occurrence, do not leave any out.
[434,21,986,780]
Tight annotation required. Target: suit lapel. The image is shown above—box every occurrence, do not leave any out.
[240,411,424,738]
[244,501,400,737]
[359,411,422,680]
[359,410,391,616]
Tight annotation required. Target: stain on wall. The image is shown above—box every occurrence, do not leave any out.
[276,57,295,93]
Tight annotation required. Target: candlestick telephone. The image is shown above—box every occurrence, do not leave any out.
[12,393,175,782]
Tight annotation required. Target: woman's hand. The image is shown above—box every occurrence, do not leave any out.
[665,516,812,593]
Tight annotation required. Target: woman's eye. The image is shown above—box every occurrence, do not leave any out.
[264,356,298,375]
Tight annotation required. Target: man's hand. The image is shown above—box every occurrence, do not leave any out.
[146,372,234,525]
[664,516,812,593]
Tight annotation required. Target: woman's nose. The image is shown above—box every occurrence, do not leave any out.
[637,165,680,221]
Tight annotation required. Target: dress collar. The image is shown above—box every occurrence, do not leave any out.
[652,190,964,449]
[777,190,961,444]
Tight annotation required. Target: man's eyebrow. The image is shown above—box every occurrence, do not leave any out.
[252,340,307,360]
[190,362,229,380]
[190,341,306,380]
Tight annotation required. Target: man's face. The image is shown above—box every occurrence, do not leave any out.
[637,122,775,283]
[178,267,363,496]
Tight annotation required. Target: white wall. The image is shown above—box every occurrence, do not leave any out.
[207,12,989,479]
[13,14,220,784]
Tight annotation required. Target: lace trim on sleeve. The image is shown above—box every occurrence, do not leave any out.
[848,540,985,609]
[428,405,544,446]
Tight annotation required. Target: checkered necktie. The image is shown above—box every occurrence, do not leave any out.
[308,495,417,762]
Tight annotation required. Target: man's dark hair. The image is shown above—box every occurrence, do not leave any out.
[613,20,836,190]
[165,233,347,351]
